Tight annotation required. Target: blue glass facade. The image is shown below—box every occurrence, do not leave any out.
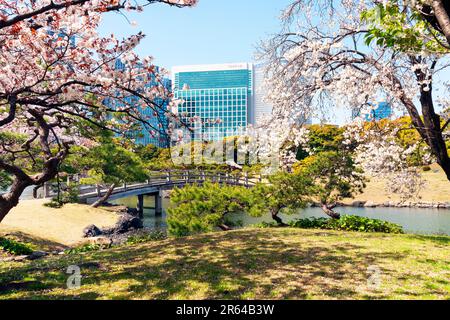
[352,102,392,121]
[174,69,252,90]
[111,60,171,148]
[173,64,253,141]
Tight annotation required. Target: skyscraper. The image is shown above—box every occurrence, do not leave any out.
[352,102,393,121]
[253,63,312,126]
[110,60,171,148]
[172,62,312,142]
[173,63,253,141]
[253,64,273,124]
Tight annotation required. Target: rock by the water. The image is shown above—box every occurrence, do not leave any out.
[352,201,366,207]
[364,201,376,208]
[83,225,103,238]
[114,214,143,234]
[127,208,139,217]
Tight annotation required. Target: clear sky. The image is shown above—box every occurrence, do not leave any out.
[98,1,448,124]
[98,0,292,69]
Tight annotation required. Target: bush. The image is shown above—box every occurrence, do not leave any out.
[422,165,431,172]
[287,215,403,234]
[65,243,111,254]
[252,221,282,228]
[289,217,329,229]
[0,237,34,255]
[126,230,167,244]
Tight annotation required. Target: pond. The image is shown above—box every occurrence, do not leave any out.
[111,195,450,236]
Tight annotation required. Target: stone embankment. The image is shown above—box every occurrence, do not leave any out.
[347,200,450,209]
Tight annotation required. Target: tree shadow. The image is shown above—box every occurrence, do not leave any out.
[0,230,68,252]
[408,234,450,246]
[0,229,440,300]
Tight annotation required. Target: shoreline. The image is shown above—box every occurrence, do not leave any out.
[334,200,450,209]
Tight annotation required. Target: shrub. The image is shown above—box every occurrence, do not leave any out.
[252,221,280,228]
[324,215,403,233]
[285,215,403,234]
[0,237,34,255]
[126,230,167,244]
[422,165,431,172]
[289,217,329,229]
[65,243,111,254]
[268,215,403,233]
[167,182,255,237]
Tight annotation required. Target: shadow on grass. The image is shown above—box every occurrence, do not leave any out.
[0,229,420,300]
[408,234,450,246]
[0,230,68,252]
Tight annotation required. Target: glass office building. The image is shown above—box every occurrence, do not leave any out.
[253,64,273,124]
[113,60,171,148]
[352,102,393,121]
[173,63,253,141]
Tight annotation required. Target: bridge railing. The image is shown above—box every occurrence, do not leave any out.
[33,170,264,199]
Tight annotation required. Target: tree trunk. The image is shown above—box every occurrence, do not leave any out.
[91,184,116,208]
[0,201,15,223]
[411,59,450,181]
[0,178,31,223]
[432,0,450,46]
[420,92,450,180]
[271,208,288,226]
[321,203,340,219]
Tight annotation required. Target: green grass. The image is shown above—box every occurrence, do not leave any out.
[0,228,449,300]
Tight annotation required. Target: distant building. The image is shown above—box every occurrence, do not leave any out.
[253,64,273,124]
[352,102,393,121]
[253,64,312,126]
[172,62,313,142]
[173,63,253,141]
[110,60,171,148]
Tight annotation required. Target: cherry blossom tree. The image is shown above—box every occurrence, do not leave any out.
[0,0,197,221]
[260,0,450,188]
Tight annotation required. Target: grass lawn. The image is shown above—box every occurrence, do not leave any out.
[0,200,119,248]
[343,163,450,204]
[0,228,448,300]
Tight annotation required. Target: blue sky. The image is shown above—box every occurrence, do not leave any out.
[98,0,292,69]
[98,1,448,124]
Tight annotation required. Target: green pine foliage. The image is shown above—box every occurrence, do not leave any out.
[294,151,366,210]
[167,182,257,237]
[250,172,314,225]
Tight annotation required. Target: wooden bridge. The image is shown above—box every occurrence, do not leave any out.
[35,171,263,217]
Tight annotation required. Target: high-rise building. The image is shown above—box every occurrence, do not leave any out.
[173,63,253,141]
[172,62,312,142]
[352,102,392,121]
[253,64,273,124]
[109,60,171,148]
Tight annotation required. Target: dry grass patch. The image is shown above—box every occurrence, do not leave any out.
[0,200,119,247]
[343,163,450,204]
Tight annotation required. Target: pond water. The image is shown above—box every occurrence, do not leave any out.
[111,195,450,236]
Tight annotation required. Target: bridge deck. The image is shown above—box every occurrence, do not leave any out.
[35,171,263,203]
